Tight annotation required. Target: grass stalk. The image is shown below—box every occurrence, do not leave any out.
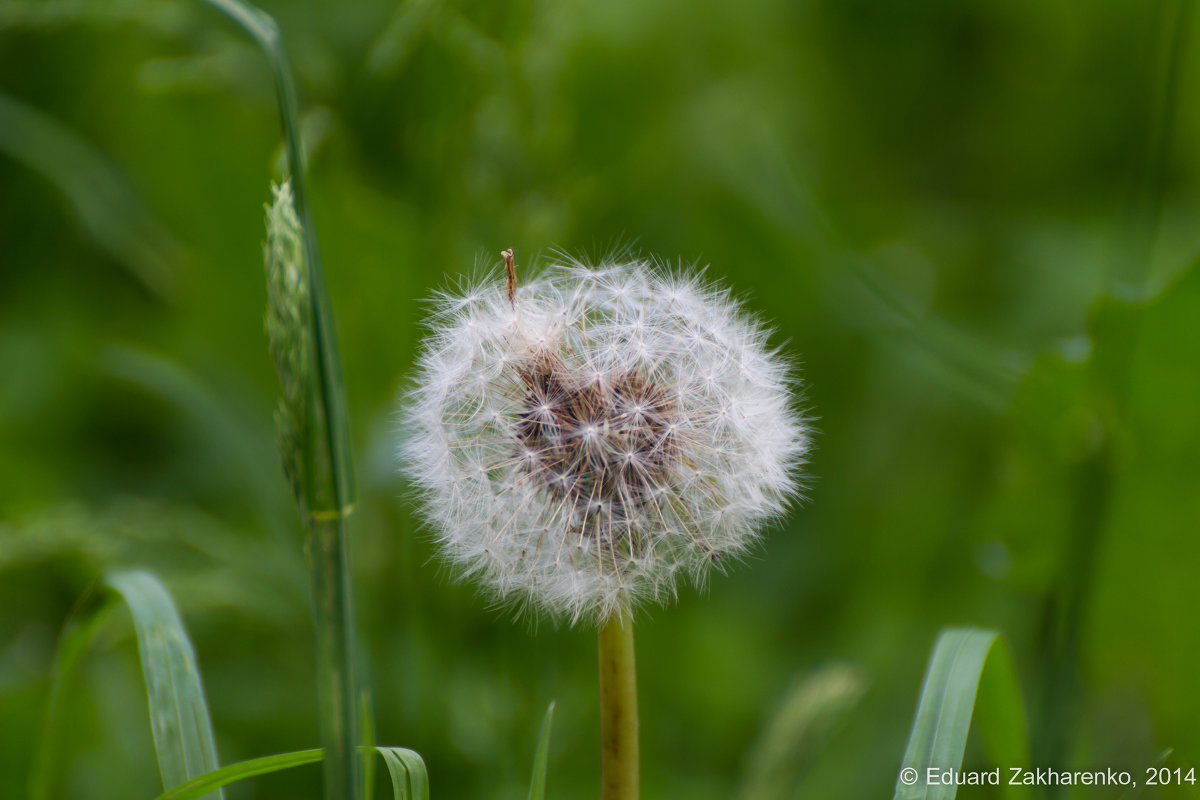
[307,516,360,800]
[1034,0,1191,778]
[199,2,360,799]
[598,611,639,800]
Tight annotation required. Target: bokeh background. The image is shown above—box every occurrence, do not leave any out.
[3,0,1200,797]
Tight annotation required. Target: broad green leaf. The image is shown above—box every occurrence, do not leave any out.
[106,570,224,800]
[528,701,556,800]
[150,747,428,800]
[894,628,1031,800]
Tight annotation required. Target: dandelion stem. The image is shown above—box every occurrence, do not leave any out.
[598,610,639,800]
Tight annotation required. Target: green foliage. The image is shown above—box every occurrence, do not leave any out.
[30,571,225,800]
[153,749,325,800]
[204,0,356,520]
[105,570,226,800]
[376,748,429,800]
[29,594,119,800]
[5,0,1200,798]
[738,664,866,800]
[894,629,1029,800]
[0,93,180,297]
[527,702,555,800]
[147,747,428,800]
[208,4,362,800]
[32,565,428,800]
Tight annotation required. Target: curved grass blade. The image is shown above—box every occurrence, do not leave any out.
[106,570,225,800]
[894,628,1031,800]
[150,747,427,800]
[194,4,361,799]
[528,701,556,800]
[153,749,324,800]
[29,593,120,800]
[377,748,429,800]
[0,93,180,298]
[198,0,355,517]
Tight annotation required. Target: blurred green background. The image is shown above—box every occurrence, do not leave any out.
[3,0,1200,797]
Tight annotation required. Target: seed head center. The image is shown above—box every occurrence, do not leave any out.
[513,351,676,529]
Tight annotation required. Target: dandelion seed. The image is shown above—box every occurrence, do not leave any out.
[399,254,808,624]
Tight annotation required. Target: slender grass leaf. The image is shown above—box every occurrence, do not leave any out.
[153,749,325,800]
[29,593,120,800]
[738,664,866,800]
[361,691,377,800]
[105,570,224,800]
[971,634,1029,789]
[196,6,361,800]
[200,0,355,517]
[98,344,286,531]
[894,628,1031,800]
[150,747,427,800]
[377,748,430,800]
[0,93,180,298]
[1116,749,1180,800]
[0,0,194,32]
[528,701,556,800]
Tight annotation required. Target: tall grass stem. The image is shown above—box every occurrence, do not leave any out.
[200,2,360,799]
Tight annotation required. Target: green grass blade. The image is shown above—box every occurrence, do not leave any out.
[199,0,355,516]
[29,593,119,800]
[361,692,377,800]
[196,3,362,799]
[894,628,1031,800]
[0,92,180,298]
[528,701,556,800]
[98,344,285,528]
[737,664,867,800]
[153,749,325,800]
[105,570,225,800]
[150,747,428,800]
[377,748,430,800]
[196,5,361,800]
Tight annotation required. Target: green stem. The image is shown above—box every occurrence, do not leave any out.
[199,1,354,516]
[199,3,361,800]
[598,611,639,800]
[308,515,361,800]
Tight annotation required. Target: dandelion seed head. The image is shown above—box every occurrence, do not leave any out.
[400,256,808,624]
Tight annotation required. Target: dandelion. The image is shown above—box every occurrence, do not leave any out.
[400,251,808,798]
[402,252,806,623]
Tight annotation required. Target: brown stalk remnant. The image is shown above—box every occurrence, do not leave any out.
[502,248,517,306]
[512,351,676,548]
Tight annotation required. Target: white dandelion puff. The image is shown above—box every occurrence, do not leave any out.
[399,254,809,624]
